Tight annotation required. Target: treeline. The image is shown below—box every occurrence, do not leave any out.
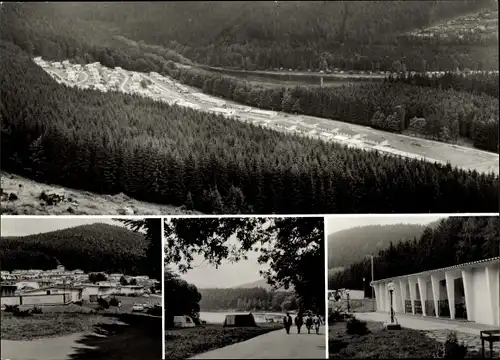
[171,66,499,152]
[1,41,499,214]
[328,216,500,290]
[327,223,431,268]
[22,1,497,72]
[0,224,148,274]
[385,71,499,99]
[1,3,498,152]
[198,288,298,312]
[165,269,202,327]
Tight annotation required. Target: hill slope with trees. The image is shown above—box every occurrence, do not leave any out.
[1,41,498,214]
[0,223,149,274]
[328,216,499,290]
[14,1,496,72]
[198,287,298,312]
[327,223,434,268]
[1,2,498,151]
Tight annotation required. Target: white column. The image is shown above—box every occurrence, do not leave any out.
[461,270,473,322]
[373,284,381,311]
[399,279,407,314]
[431,274,441,318]
[485,266,499,326]
[379,283,386,312]
[384,284,391,312]
[393,281,402,313]
[445,271,456,320]
[417,277,428,316]
[408,278,417,315]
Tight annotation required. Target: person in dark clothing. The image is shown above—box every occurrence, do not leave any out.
[283,312,292,334]
[305,314,313,334]
[294,312,303,334]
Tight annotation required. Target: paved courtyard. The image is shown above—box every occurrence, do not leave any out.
[355,312,500,357]
[425,329,500,357]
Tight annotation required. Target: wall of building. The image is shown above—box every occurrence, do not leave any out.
[374,263,500,326]
[21,294,68,305]
[1,294,68,306]
[1,296,21,306]
[81,286,99,300]
[468,267,493,325]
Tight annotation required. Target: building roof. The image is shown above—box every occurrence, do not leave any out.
[371,257,500,285]
[22,286,82,293]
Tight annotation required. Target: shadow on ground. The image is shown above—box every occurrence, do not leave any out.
[69,313,162,360]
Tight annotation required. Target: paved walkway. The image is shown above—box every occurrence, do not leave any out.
[354,312,500,357]
[189,326,326,359]
[1,332,101,360]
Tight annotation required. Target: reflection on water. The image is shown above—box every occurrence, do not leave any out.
[199,311,296,324]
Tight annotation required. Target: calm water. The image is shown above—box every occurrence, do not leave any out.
[199,311,296,324]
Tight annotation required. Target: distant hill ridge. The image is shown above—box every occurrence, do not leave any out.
[236,278,292,292]
[328,221,441,269]
[0,223,148,274]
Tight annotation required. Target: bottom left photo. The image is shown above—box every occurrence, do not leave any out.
[0,216,163,360]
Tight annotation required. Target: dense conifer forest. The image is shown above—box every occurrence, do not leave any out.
[1,2,498,151]
[328,216,500,290]
[24,1,497,72]
[327,223,432,269]
[0,224,148,274]
[2,41,499,214]
[198,287,299,312]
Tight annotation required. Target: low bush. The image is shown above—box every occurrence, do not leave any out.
[13,309,32,317]
[31,306,43,314]
[109,297,120,307]
[4,305,19,312]
[346,316,369,336]
[443,331,467,359]
[146,306,162,316]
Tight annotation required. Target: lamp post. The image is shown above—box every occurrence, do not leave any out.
[345,289,350,313]
[365,254,375,299]
[386,282,401,330]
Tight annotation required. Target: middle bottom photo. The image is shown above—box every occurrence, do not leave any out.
[164,216,327,360]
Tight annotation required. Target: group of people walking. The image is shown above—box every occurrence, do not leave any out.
[283,312,323,335]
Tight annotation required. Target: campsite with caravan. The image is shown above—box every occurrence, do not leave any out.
[0,217,163,360]
[164,217,327,359]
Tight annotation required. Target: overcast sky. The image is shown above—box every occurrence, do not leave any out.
[326,215,445,236]
[171,221,272,289]
[1,217,126,237]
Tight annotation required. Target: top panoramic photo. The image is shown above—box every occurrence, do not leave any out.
[0,1,498,215]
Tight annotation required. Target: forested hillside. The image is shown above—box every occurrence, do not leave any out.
[198,287,299,312]
[1,3,498,151]
[236,278,290,291]
[2,41,499,214]
[18,1,496,72]
[328,216,499,290]
[327,223,432,268]
[0,223,148,274]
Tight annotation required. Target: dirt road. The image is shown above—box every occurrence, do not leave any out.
[0,332,99,360]
[189,326,327,359]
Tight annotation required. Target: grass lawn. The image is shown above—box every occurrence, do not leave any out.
[329,320,444,359]
[329,320,489,359]
[165,323,283,359]
[0,311,123,340]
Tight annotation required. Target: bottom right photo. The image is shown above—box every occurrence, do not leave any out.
[327,215,499,359]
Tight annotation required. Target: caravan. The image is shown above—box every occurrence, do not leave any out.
[173,315,196,328]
